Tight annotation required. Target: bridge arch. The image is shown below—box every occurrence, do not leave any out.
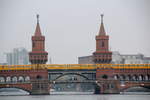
[54,73,89,81]
[122,85,150,92]
[0,87,31,94]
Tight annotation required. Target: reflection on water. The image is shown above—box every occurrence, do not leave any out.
[0,88,150,100]
[0,94,150,100]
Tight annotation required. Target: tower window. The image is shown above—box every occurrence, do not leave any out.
[33,42,35,47]
[101,41,105,47]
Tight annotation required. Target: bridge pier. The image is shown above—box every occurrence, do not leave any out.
[96,80,120,94]
[30,80,50,95]
[30,68,50,95]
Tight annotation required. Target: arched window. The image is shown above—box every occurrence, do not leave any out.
[102,74,108,79]
[114,75,119,80]
[139,75,142,81]
[36,75,42,80]
[120,75,126,81]
[101,41,105,47]
[145,75,149,81]
[12,76,17,83]
[132,75,138,81]
[126,75,132,81]
[25,76,30,82]
[0,77,5,83]
[33,42,35,47]
[18,76,24,82]
[6,76,11,83]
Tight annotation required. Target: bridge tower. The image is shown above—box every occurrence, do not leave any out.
[29,15,49,95]
[93,14,112,64]
[29,14,48,64]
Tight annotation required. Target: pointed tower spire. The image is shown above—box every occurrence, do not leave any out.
[99,14,106,36]
[35,14,42,36]
[93,14,112,64]
[29,14,48,64]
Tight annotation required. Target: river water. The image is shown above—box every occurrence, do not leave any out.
[0,91,150,100]
[0,94,150,100]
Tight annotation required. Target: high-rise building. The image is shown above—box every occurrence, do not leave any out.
[29,15,48,64]
[6,48,29,65]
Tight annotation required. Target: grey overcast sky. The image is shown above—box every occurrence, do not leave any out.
[0,0,150,64]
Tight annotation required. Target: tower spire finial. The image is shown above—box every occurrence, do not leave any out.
[34,14,41,36]
[101,14,104,23]
[36,14,39,23]
[98,14,106,36]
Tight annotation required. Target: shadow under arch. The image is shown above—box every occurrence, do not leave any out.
[54,73,89,81]
[0,87,31,94]
[123,86,150,92]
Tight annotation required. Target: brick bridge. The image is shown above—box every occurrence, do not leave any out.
[0,64,150,95]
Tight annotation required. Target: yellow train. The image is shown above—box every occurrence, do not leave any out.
[0,64,150,70]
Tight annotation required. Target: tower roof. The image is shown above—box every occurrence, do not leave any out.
[98,14,106,36]
[34,14,42,36]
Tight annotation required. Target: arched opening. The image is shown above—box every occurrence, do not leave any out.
[51,73,95,93]
[127,75,132,81]
[139,75,142,81]
[12,76,17,83]
[18,76,24,82]
[120,75,126,81]
[114,75,119,80]
[139,75,144,81]
[132,75,138,81]
[25,76,30,82]
[145,75,149,81]
[0,76,5,83]
[101,41,105,47]
[6,76,11,83]
[102,74,108,79]
[36,75,42,80]
[125,75,130,81]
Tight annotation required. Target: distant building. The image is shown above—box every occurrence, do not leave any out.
[6,48,29,65]
[143,57,150,64]
[78,55,94,64]
[78,51,150,64]
[112,51,150,64]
